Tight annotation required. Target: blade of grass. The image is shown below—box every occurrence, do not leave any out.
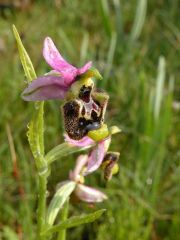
[130,0,147,42]
[154,56,166,121]
[98,0,112,38]
[45,142,93,164]
[80,32,89,64]
[113,0,124,40]
[104,32,117,86]
[42,209,106,236]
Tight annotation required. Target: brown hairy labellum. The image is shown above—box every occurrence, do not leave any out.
[63,100,85,140]
[63,82,109,140]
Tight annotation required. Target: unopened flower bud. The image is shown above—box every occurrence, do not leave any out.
[101,152,120,180]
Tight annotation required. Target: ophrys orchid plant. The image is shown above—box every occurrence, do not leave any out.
[13,25,120,240]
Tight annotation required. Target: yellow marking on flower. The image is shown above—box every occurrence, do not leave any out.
[88,124,109,142]
[111,164,119,175]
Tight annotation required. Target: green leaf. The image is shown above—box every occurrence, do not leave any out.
[12,25,36,82]
[42,209,106,236]
[46,181,76,226]
[13,25,45,170]
[45,142,93,164]
[27,102,45,170]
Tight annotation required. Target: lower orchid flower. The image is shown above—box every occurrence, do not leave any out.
[59,134,120,203]
[64,133,111,174]
[65,125,121,175]
[68,155,108,203]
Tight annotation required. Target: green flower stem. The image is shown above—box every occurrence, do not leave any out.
[57,199,69,240]
[37,173,48,240]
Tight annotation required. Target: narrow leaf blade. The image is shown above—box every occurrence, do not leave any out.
[99,0,112,38]
[27,103,45,169]
[46,181,76,226]
[13,25,45,169]
[12,25,36,82]
[43,209,106,236]
[45,142,93,164]
[154,56,166,120]
[130,0,147,42]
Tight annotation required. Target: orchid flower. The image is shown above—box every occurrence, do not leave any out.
[65,135,111,176]
[68,155,108,203]
[21,36,120,178]
[22,37,92,101]
[21,37,109,142]
[65,125,121,175]
[64,133,111,174]
[59,135,119,202]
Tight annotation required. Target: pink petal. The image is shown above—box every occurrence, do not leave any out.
[21,75,68,101]
[69,155,88,182]
[75,184,107,203]
[77,61,92,75]
[64,134,94,147]
[43,37,77,85]
[43,37,92,86]
[85,137,111,175]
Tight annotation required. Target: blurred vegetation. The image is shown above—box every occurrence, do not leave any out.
[0,0,179,239]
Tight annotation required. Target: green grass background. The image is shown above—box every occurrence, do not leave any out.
[0,0,179,239]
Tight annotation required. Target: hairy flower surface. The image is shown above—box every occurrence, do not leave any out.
[62,90,109,140]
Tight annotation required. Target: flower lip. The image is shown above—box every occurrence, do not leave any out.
[62,97,102,141]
